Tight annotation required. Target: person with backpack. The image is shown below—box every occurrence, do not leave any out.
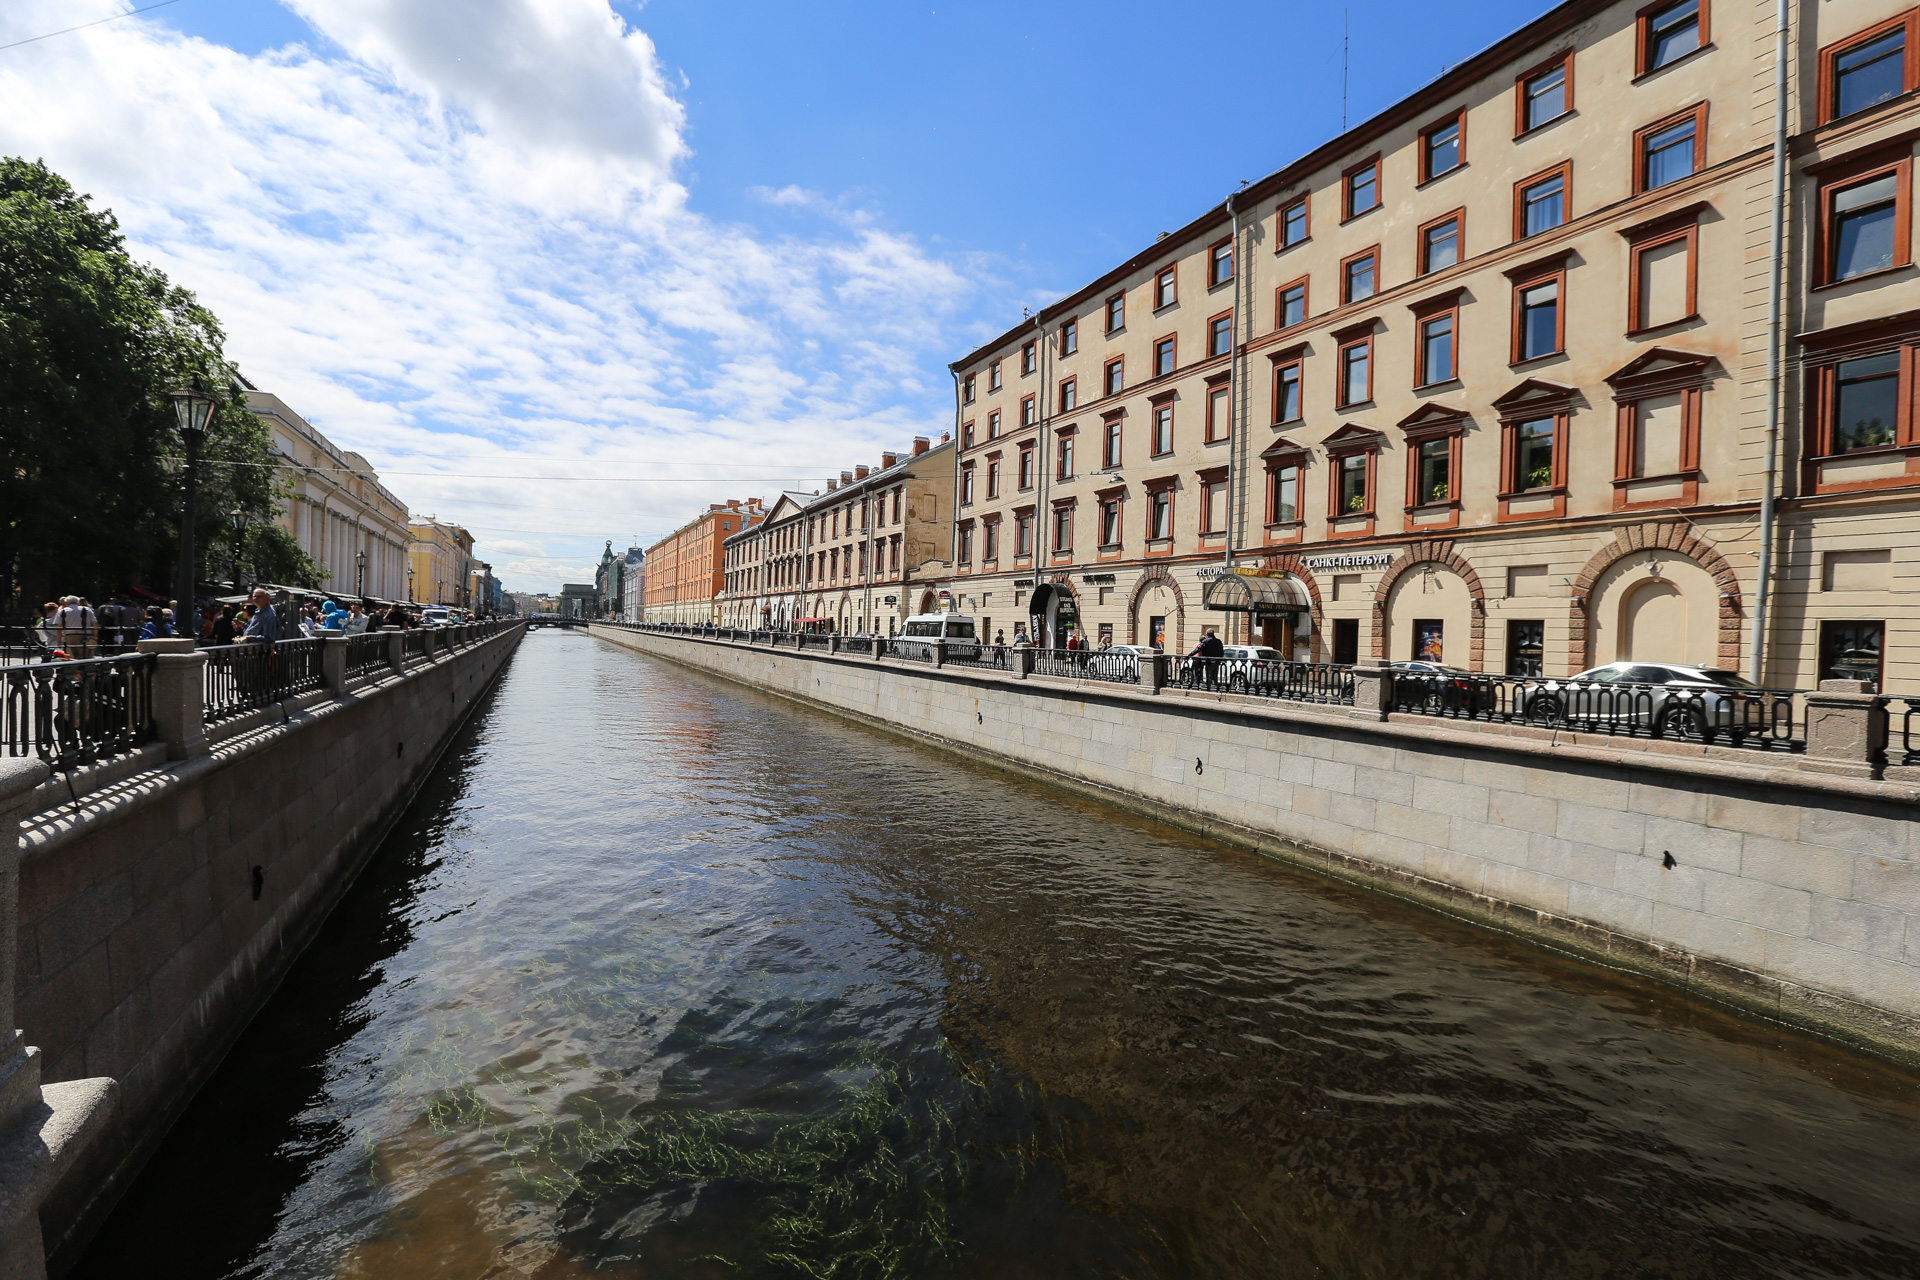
[53,596,96,658]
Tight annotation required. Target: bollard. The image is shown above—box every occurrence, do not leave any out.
[933,639,947,668]
[384,625,406,675]
[1013,648,1034,680]
[1350,659,1390,719]
[137,638,210,760]
[320,635,350,692]
[1803,679,1884,778]
[1139,653,1168,693]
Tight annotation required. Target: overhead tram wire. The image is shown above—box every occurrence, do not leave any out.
[0,0,189,53]
[154,457,833,483]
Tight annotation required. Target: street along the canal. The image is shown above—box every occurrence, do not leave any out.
[75,628,1920,1279]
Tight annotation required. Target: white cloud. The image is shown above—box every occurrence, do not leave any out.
[0,0,983,592]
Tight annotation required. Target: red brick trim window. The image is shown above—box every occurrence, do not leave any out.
[1207,310,1234,359]
[1058,315,1078,356]
[1604,347,1711,509]
[1149,393,1176,457]
[1513,160,1572,240]
[981,516,1001,565]
[1152,334,1177,379]
[1262,436,1309,544]
[1270,344,1306,425]
[985,453,1002,498]
[962,373,976,403]
[1636,0,1708,78]
[989,360,1003,392]
[1420,106,1467,184]
[1209,236,1235,287]
[1278,194,1311,250]
[1799,314,1920,494]
[1491,379,1577,521]
[1143,477,1177,553]
[1101,411,1124,469]
[1632,102,1708,194]
[960,462,975,507]
[1818,10,1920,126]
[1058,376,1077,412]
[1198,465,1230,538]
[1205,372,1233,443]
[1013,508,1035,560]
[961,418,975,448]
[1322,424,1382,538]
[1410,288,1464,387]
[1154,264,1178,311]
[1398,405,1467,529]
[1051,499,1076,561]
[1507,252,1571,365]
[1623,206,1702,334]
[1096,484,1126,554]
[1515,48,1574,136]
[1418,208,1464,275]
[988,409,1001,439]
[1343,154,1382,221]
[1105,291,1126,334]
[1020,393,1037,428]
[1020,340,1037,376]
[1275,276,1309,331]
[1334,320,1377,407]
[1055,424,1076,480]
[1340,246,1379,304]
[1018,444,1036,491]
[1103,356,1125,398]
[1812,145,1913,288]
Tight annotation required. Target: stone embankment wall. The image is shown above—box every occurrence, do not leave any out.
[591,625,1920,1063]
[14,624,523,1267]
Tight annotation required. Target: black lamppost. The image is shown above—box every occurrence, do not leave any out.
[356,548,366,598]
[169,377,215,643]
[407,564,415,602]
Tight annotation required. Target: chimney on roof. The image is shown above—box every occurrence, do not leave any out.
[881,451,898,469]
[940,431,950,444]
[854,465,870,480]
[841,471,854,485]
[912,436,930,456]
[826,478,838,492]
[1156,231,1170,241]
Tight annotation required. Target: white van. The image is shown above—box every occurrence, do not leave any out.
[895,614,980,661]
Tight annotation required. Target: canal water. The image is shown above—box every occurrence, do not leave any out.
[78,630,1920,1279]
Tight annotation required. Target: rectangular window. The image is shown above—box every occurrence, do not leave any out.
[1820,619,1885,690]
[1833,352,1901,452]
[1507,620,1545,677]
[1015,513,1033,556]
[1518,51,1572,133]
[1516,417,1557,489]
[962,374,975,403]
[989,360,1003,391]
[1021,341,1037,375]
[1059,377,1077,412]
[1210,238,1234,286]
[1280,196,1309,247]
[1420,212,1461,274]
[1021,395,1036,427]
[1208,313,1233,357]
[1053,505,1073,551]
[1104,358,1125,396]
[1419,313,1455,385]
[1273,359,1303,423]
[1057,432,1075,479]
[1060,317,1078,355]
[984,520,999,561]
[1338,453,1369,513]
[988,409,1001,438]
[1019,447,1035,490]
[1416,437,1452,505]
[1639,0,1703,75]
[1340,337,1372,406]
[1276,278,1307,329]
[1517,165,1568,238]
[1102,416,1123,468]
[1268,466,1300,524]
[1636,105,1704,193]
[1629,222,1698,332]
[1155,266,1177,310]
[962,419,975,448]
[1100,497,1122,546]
[1206,383,1231,442]
[1149,488,1172,539]
[1343,249,1377,303]
[987,460,1001,497]
[1153,336,1176,378]
[958,524,973,564]
[1823,16,1917,124]
[1628,392,1686,477]
[1824,166,1908,283]
[961,465,975,505]
[1421,110,1464,182]
[1201,479,1227,533]
[1345,156,1381,219]
[1515,275,1563,361]
[1105,292,1125,333]
[1152,402,1174,455]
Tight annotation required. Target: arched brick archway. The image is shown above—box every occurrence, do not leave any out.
[1257,552,1326,662]
[1125,564,1187,649]
[1371,540,1488,668]
[1571,522,1741,671]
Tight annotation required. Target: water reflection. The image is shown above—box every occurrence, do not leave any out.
[77,630,1920,1279]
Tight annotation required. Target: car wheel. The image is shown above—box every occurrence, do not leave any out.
[1658,704,1706,742]
[1527,695,1562,727]
[1422,686,1445,713]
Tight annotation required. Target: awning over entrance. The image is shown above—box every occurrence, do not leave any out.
[1203,572,1310,614]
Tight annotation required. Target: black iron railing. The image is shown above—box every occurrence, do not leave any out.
[839,636,873,655]
[203,638,324,723]
[346,632,388,683]
[1172,656,1354,704]
[1033,647,1141,684]
[2,653,156,769]
[1879,695,1920,767]
[942,645,1014,672]
[1386,670,1805,751]
[403,629,432,662]
[884,638,934,662]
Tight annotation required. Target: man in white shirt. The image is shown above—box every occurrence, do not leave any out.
[343,603,371,634]
[53,596,96,657]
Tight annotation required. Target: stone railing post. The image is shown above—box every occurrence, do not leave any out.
[136,637,209,761]
[1803,679,1885,778]
[0,758,117,1280]
[871,637,887,663]
[828,636,840,654]
[933,639,947,668]
[1350,659,1391,719]
[320,635,350,691]
[384,625,406,675]
[1013,648,1034,680]
[1138,653,1167,693]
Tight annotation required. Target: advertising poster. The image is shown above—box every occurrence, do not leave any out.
[1415,619,1444,663]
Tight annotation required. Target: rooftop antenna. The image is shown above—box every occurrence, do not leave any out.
[1342,10,1350,131]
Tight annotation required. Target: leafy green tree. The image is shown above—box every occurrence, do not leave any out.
[0,157,282,612]
[242,523,323,590]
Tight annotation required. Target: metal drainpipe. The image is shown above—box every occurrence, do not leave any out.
[948,368,964,628]
[1222,190,1243,644]
[1748,0,1790,686]
[1033,314,1052,642]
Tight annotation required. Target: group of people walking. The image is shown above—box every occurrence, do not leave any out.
[26,591,426,661]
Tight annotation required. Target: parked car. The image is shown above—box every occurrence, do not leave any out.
[1178,644,1285,692]
[1388,660,1496,714]
[1521,661,1767,741]
[420,608,455,627]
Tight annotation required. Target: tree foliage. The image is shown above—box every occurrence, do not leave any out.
[0,157,284,611]
[242,523,324,590]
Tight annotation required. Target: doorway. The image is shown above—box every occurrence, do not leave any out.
[1332,618,1359,665]
[1819,620,1883,691]
[1507,620,1544,676]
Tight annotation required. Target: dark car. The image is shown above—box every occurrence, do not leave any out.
[1388,661,1498,714]
[1521,661,1770,741]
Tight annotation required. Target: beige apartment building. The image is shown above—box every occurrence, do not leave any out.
[408,518,474,607]
[718,437,955,632]
[246,390,412,601]
[945,0,1920,691]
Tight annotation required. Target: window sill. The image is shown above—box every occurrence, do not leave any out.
[1153,301,1178,315]
[1811,263,1916,293]
[1626,313,1701,338]
[1415,163,1466,190]
[1806,443,1916,464]
[1208,277,1235,293]
[1509,352,1566,370]
[1340,205,1382,226]
[1612,468,1702,486]
[1513,108,1576,142]
[1404,500,1462,513]
[1415,377,1462,393]
[1274,237,1311,255]
[1495,486,1568,501]
[1632,43,1714,85]
[1337,399,1376,411]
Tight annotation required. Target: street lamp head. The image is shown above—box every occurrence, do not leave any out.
[169,375,216,439]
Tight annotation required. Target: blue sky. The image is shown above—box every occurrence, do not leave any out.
[1,0,1546,591]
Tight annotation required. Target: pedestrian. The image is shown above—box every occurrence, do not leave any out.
[381,602,409,629]
[53,596,96,657]
[1188,626,1224,687]
[243,588,281,642]
[992,629,1007,668]
[139,607,169,640]
[211,604,238,646]
[1012,625,1031,649]
[343,602,370,635]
